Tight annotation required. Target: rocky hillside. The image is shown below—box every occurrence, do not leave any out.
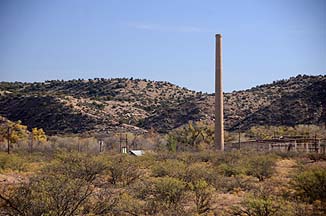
[0,75,325,134]
[225,75,326,130]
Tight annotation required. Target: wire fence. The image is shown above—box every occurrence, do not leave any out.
[225,138,326,154]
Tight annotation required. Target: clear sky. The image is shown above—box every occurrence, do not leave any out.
[0,0,325,93]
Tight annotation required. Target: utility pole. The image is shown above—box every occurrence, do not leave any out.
[7,127,11,154]
[30,131,34,153]
[238,125,241,150]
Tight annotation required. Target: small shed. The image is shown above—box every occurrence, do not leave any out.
[129,150,144,156]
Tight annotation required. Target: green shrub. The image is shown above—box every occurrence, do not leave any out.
[186,151,219,163]
[107,155,141,186]
[184,162,215,184]
[113,192,144,215]
[214,150,242,165]
[152,176,186,207]
[151,159,186,179]
[0,153,26,172]
[43,152,107,181]
[231,195,290,216]
[138,177,187,215]
[217,163,244,177]
[189,179,215,214]
[273,151,301,159]
[246,155,276,181]
[308,153,326,162]
[0,174,93,215]
[214,175,257,193]
[107,159,123,185]
[231,188,292,216]
[82,187,119,215]
[130,179,152,200]
[0,152,109,215]
[292,166,326,203]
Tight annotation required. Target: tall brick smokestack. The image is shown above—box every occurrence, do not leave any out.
[215,34,224,151]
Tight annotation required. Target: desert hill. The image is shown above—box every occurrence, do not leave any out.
[0,75,325,134]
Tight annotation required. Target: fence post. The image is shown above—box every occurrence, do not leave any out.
[268,143,272,151]
[99,140,103,153]
[119,133,122,153]
[125,134,128,152]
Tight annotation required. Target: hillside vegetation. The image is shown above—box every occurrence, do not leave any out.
[0,75,325,134]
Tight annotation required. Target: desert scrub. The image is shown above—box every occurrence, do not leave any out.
[0,174,94,216]
[245,154,277,181]
[107,155,142,186]
[230,194,293,216]
[135,176,188,215]
[214,174,257,193]
[189,179,215,214]
[307,153,326,162]
[217,163,245,177]
[175,151,219,164]
[152,176,187,207]
[213,151,248,176]
[43,152,107,181]
[214,150,243,165]
[0,153,26,172]
[151,159,186,179]
[292,166,326,203]
[113,192,144,215]
[273,151,302,159]
[184,161,215,184]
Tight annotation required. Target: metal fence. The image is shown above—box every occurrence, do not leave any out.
[225,138,326,154]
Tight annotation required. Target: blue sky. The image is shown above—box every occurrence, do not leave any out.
[0,0,325,93]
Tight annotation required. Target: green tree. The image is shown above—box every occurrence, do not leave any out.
[167,121,215,151]
[166,134,177,152]
[0,120,28,154]
[30,128,47,152]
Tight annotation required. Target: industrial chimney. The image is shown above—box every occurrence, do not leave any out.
[215,34,224,151]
